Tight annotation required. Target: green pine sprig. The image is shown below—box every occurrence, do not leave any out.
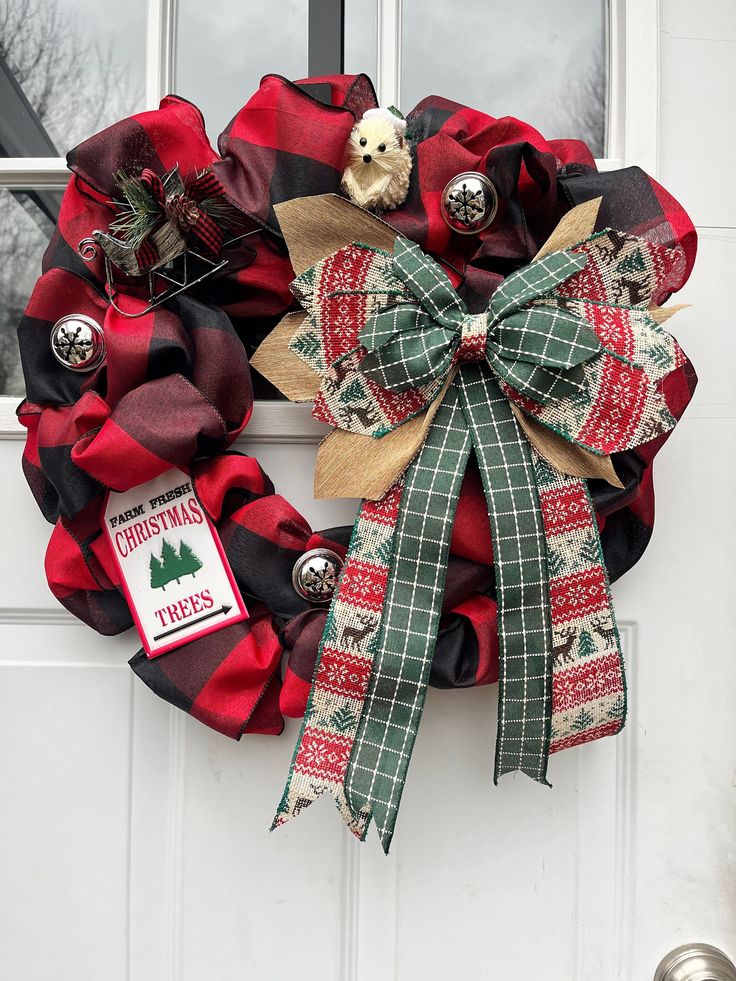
[161,166,185,198]
[109,169,163,250]
[198,196,242,232]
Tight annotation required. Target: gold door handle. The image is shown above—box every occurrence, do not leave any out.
[655,944,736,981]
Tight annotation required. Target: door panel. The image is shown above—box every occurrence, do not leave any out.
[1,3,735,979]
[0,624,132,981]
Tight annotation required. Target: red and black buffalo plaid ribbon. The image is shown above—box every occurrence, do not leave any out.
[16,74,697,742]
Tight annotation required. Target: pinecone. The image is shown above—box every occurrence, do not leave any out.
[164,194,199,230]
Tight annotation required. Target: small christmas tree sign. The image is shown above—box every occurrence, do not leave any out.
[104,469,248,657]
[149,538,203,590]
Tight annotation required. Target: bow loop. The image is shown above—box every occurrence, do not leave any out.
[491,306,602,369]
[187,168,226,203]
[390,237,466,329]
[358,238,467,394]
[360,307,457,393]
[358,238,601,409]
[489,250,589,322]
[486,350,587,404]
[139,168,167,205]
[359,302,436,353]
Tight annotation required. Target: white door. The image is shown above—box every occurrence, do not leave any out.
[1,1,734,979]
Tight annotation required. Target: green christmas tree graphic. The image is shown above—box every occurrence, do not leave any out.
[578,629,597,659]
[160,539,183,585]
[149,553,168,590]
[178,540,203,578]
[149,538,203,590]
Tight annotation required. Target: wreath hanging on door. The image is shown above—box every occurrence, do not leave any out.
[15,74,697,851]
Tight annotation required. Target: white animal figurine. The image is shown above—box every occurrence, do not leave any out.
[341,107,412,212]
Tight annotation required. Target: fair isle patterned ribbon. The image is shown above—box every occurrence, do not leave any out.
[273,421,626,846]
[273,481,404,834]
[341,414,628,850]
[294,231,685,457]
[534,455,626,750]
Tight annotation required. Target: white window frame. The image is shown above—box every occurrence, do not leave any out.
[0,0,658,440]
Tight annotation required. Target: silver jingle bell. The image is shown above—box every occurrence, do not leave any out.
[441,171,498,234]
[292,548,344,604]
[50,314,106,372]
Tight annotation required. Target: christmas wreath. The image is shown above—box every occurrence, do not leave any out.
[16,73,696,851]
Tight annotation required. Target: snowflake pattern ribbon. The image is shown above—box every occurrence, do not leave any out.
[295,228,684,454]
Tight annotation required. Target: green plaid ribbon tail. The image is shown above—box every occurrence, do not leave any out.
[455,365,554,784]
[345,384,472,853]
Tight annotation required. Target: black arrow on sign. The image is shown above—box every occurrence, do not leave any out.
[153,604,232,641]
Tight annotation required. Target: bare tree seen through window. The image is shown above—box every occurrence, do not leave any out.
[0,0,144,397]
[550,39,606,156]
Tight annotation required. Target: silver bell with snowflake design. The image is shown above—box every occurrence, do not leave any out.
[50,314,106,372]
[441,171,498,234]
[292,548,343,604]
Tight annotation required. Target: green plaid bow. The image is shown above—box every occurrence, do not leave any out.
[360,237,602,405]
[272,220,688,852]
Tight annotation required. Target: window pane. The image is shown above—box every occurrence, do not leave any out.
[0,0,145,156]
[400,0,608,156]
[345,0,378,81]
[175,0,310,143]
[0,186,59,397]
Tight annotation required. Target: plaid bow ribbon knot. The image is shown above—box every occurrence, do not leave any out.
[360,237,602,406]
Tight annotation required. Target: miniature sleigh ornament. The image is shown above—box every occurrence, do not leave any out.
[77,164,253,318]
[252,193,690,852]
